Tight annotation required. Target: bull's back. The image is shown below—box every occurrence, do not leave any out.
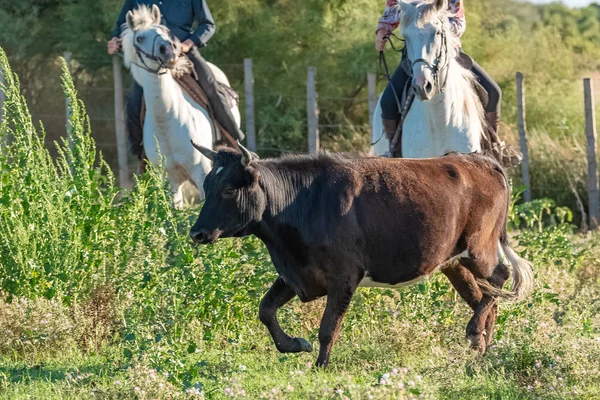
[342,154,507,283]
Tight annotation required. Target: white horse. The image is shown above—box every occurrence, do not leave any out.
[370,0,484,158]
[120,5,241,205]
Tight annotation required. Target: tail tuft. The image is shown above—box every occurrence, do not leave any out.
[477,242,534,302]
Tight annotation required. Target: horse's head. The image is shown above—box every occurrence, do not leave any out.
[399,0,459,101]
[120,5,188,76]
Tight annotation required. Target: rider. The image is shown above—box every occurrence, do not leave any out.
[107,0,244,160]
[375,0,502,157]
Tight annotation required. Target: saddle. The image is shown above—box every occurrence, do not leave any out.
[138,71,240,173]
[394,52,522,168]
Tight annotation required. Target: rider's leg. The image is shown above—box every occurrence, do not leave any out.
[381,60,411,157]
[126,81,145,159]
[186,47,245,142]
[470,60,502,136]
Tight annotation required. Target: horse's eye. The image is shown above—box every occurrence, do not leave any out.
[136,36,143,43]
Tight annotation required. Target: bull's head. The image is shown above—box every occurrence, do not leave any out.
[189,142,264,244]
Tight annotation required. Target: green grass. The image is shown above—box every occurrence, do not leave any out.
[1,252,599,399]
[1,48,599,399]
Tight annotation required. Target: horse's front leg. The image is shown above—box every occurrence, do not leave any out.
[259,277,313,354]
[172,183,185,209]
[189,160,211,201]
[167,169,188,209]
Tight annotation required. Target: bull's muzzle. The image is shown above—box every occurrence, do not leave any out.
[190,228,222,245]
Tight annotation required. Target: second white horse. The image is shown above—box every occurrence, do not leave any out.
[120,5,241,205]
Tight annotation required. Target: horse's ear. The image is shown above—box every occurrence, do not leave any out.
[435,0,447,11]
[151,4,161,25]
[126,10,135,30]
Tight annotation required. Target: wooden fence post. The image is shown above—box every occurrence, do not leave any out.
[0,67,5,126]
[64,51,73,150]
[584,78,599,230]
[368,72,377,137]
[244,58,256,152]
[112,56,131,188]
[307,66,319,153]
[516,72,531,202]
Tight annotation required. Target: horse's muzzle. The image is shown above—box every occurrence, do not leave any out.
[414,80,435,101]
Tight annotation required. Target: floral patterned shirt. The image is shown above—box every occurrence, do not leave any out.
[376,0,466,38]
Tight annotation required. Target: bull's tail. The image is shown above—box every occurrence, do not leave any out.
[477,238,535,302]
[476,162,535,301]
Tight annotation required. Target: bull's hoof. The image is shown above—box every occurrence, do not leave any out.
[467,333,487,354]
[294,337,313,353]
[276,337,312,353]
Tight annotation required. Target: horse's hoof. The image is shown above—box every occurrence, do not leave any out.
[295,337,313,353]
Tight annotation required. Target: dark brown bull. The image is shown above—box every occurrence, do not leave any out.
[189,142,534,367]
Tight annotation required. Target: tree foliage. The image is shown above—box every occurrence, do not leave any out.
[1,0,600,154]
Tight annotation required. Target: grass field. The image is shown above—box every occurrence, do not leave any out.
[1,50,599,400]
[1,228,599,399]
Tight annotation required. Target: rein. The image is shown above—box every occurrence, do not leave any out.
[371,33,412,148]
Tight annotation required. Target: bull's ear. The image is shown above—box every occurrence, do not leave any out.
[243,166,260,188]
[151,4,162,25]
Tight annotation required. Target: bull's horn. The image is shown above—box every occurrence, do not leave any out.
[238,140,253,166]
[190,140,217,161]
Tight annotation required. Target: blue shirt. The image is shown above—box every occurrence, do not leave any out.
[112,0,215,47]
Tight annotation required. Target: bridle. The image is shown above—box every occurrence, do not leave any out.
[130,27,176,75]
[372,18,452,147]
[406,18,451,94]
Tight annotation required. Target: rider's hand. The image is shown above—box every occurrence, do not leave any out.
[107,37,121,55]
[181,39,195,53]
[375,29,390,52]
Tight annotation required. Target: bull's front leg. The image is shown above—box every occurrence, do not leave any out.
[259,277,313,354]
[316,277,358,367]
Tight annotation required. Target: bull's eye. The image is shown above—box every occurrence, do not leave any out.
[223,188,236,198]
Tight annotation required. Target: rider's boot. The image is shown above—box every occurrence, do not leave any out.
[126,82,145,159]
[382,118,402,158]
[485,111,501,143]
[187,48,245,142]
[485,111,523,167]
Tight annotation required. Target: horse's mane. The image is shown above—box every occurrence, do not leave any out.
[120,5,192,78]
[399,0,485,130]
[399,0,461,58]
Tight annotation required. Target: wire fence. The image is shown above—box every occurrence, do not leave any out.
[7,53,600,227]
[20,58,374,155]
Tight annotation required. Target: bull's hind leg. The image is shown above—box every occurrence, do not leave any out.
[442,262,495,353]
[259,277,313,354]
[483,262,510,347]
